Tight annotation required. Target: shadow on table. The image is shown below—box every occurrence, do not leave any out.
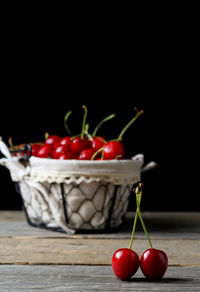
[123,212,200,233]
[126,277,193,283]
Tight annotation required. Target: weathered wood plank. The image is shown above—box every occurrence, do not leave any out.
[0,211,200,239]
[1,211,200,267]
[0,265,199,291]
[0,211,25,221]
[0,237,200,266]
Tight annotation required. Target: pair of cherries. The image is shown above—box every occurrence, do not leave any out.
[15,106,143,160]
[112,183,168,280]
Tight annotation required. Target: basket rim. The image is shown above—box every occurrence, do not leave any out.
[29,155,144,165]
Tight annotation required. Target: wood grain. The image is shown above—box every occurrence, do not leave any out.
[0,211,200,266]
[1,211,200,291]
[0,237,200,266]
[0,211,200,239]
[0,265,200,291]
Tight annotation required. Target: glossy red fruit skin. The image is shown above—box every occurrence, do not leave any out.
[78,148,95,160]
[59,136,71,148]
[70,136,91,155]
[52,145,70,159]
[31,144,41,156]
[140,248,168,280]
[14,151,24,157]
[104,141,125,160]
[37,144,53,158]
[91,136,106,152]
[45,135,61,146]
[112,248,140,280]
[57,152,74,160]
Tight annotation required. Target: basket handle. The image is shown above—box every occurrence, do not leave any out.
[0,137,31,161]
[0,137,12,159]
[131,154,157,172]
[141,161,157,172]
[0,137,31,181]
[10,144,32,161]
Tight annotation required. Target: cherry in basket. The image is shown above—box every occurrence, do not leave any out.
[89,113,115,153]
[52,145,71,159]
[37,144,53,158]
[91,108,143,160]
[78,148,95,160]
[59,136,71,147]
[45,135,61,146]
[70,106,91,155]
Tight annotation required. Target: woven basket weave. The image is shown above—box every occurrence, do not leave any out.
[0,137,155,234]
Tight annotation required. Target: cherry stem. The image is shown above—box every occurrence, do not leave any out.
[81,105,87,140]
[8,137,13,147]
[135,185,153,249]
[70,134,80,140]
[129,207,139,250]
[92,113,116,136]
[8,137,16,152]
[114,154,122,160]
[91,146,104,160]
[129,185,143,250]
[101,148,105,159]
[93,136,107,143]
[117,108,144,141]
[64,110,72,135]
[84,123,93,141]
[44,132,49,140]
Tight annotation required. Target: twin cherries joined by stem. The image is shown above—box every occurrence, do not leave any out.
[112,183,168,281]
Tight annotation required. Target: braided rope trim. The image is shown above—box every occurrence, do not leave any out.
[28,174,141,185]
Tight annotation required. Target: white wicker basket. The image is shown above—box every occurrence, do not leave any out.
[0,137,155,234]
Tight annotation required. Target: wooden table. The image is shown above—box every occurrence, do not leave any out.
[0,211,200,291]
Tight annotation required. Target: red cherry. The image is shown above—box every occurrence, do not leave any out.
[91,136,106,152]
[57,152,74,160]
[78,148,95,160]
[103,141,125,160]
[14,151,24,157]
[140,248,168,280]
[37,144,53,158]
[52,145,70,159]
[70,136,91,155]
[59,136,71,147]
[45,135,61,145]
[31,144,41,156]
[112,248,139,280]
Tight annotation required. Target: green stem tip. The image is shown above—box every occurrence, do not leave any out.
[44,132,49,140]
[64,110,72,135]
[84,123,93,141]
[81,105,88,139]
[118,108,144,141]
[92,113,116,136]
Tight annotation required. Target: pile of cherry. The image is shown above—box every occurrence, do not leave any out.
[112,183,168,280]
[10,106,143,160]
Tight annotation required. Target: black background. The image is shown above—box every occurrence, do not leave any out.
[0,15,198,211]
